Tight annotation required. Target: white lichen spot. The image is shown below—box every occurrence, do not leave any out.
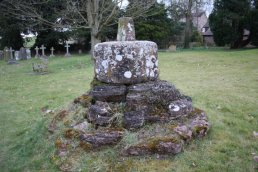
[95,68,99,74]
[146,68,150,76]
[139,48,144,56]
[146,56,154,68]
[169,104,180,112]
[124,71,132,78]
[155,60,158,67]
[101,60,109,70]
[150,70,155,77]
[116,55,123,61]
[126,54,133,60]
[128,23,133,31]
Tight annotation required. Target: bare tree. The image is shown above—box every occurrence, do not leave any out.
[0,0,156,52]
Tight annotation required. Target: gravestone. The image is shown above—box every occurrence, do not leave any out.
[35,46,40,58]
[19,47,27,60]
[15,51,19,60]
[7,47,18,64]
[168,44,177,52]
[3,47,10,61]
[32,58,48,74]
[50,17,210,159]
[40,45,47,58]
[26,48,31,59]
[65,43,71,57]
[50,47,55,57]
[9,47,14,59]
[0,50,4,60]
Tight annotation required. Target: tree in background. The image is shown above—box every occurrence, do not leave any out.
[0,14,24,49]
[209,0,258,48]
[0,0,156,53]
[167,0,210,48]
[250,0,258,46]
[132,2,183,49]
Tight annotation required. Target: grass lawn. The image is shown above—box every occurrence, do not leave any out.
[0,48,258,171]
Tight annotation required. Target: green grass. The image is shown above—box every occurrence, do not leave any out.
[0,49,258,171]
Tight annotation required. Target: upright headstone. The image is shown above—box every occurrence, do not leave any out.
[19,47,27,60]
[50,47,55,57]
[35,46,40,58]
[40,45,47,58]
[65,43,71,57]
[9,47,14,59]
[3,47,10,61]
[7,47,18,64]
[168,44,176,52]
[78,49,82,54]
[0,51,4,60]
[26,48,31,59]
[15,51,19,60]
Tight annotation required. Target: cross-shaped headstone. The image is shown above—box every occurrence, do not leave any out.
[65,42,71,57]
[9,47,14,59]
[35,46,40,58]
[50,47,55,57]
[40,45,46,57]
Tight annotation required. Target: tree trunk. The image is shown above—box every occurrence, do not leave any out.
[90,31,101,56]
[184,0,193,49]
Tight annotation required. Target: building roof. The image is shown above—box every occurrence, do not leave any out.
[202,28,213,36]
[203,21,210,28]
[192,11,206,17]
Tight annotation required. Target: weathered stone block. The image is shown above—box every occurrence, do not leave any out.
[89,85,127,102]
[126,80,183,113]
[80,130,124,148]
[124,110,146,130]
[168,99,193,118]
[122,137,183,156]
[94,41,158,84]
[88,101,113,126]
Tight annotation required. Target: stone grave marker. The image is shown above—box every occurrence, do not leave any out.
[35,46,40,58]
[40,45,47,58]
[0,50,3,60]
[168,44,177,52]
[15,51,19,60]
[7,47,18,64]
[9,47,14,59]
[32,58,48,74]
[65,42,71,57]
[26,48,31,59]
[3,47,10,61]
[18,47,27,60]
[50,17,210,159]
[50,47,55,57]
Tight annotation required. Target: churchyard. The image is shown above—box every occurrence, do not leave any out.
[0,48,257,171]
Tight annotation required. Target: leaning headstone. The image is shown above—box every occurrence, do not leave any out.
[26,48,31,59]
[35,46,40,58]
[3,47,10,61]
[19,47,27,60]
[40,45,47,58]
[32,58,48,74]
[0,51,4,60]
[15,51,19,60]
[65,43,71,57]
[50,47,55,57]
